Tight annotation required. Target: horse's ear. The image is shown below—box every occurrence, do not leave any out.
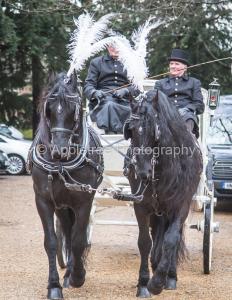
[128,91,134,102]
[152,89,159,109]
[70,70,78,90]
[127,91,135,108]
[123,120,132,140]
[48,71,56,85]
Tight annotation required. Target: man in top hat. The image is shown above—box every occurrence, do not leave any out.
[84,44,138,133]
[154,48,205,138]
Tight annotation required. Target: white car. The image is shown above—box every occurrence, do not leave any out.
[0,134,32,175]
[0,124,24,139]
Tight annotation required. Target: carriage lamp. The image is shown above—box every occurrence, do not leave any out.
[208,78,220,126]
[1,0,6,13]
[208,78,220,110]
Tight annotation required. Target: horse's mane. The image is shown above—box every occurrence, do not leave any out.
[148,90,202,218]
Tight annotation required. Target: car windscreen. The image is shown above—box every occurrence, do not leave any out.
[207,105,232,144]
[0,132,18,140]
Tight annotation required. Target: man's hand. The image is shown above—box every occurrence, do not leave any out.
[113,88,129,99]
[93,90,105,102]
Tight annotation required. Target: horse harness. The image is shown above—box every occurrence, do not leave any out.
[28,116,104,208]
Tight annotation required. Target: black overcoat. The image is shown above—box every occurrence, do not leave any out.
[155,74,205,137]
[83,54,136,133]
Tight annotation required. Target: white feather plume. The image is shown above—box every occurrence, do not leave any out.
[67,13,115,76]
[112,36,147,91]
[131,17,163,59]
[112,18,163,91]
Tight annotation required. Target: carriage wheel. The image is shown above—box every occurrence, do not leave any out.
[56,218,68,269]
[203,201,213,274]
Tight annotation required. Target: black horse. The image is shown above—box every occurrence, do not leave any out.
[29,72,103,299]
[123,89,202,297]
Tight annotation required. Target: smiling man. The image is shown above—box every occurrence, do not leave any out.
[155,49,205,138]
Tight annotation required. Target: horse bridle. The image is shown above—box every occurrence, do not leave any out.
[44,93,81,147]
[128,111,160,208]
[129,111,160,174]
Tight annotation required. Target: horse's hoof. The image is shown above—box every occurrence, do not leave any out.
[136,286,152,298]
[147,278,164,295]
[47,287,63,299]
[63,277,70,288]
[69,270,86,288]
[165,277,177,290]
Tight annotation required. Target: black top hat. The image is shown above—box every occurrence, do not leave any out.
[168,49,190,66]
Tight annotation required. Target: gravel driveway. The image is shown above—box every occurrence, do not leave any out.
[0,175,231,300]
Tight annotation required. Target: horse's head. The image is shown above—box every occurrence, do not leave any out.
[43,71,82,160]
[124,90,160,181]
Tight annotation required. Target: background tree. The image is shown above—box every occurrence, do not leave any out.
[94,0,231,92]
[0,0,84,135]
[0,0,231,137]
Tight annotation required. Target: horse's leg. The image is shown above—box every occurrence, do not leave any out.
[55,208,75,288]
[36,195,63,299]
[69,201,92,288]
[134,204,152,298]
[165,225,185,290]
[150,215,167,274]
[147,218,182,295]
[165,245,178,290]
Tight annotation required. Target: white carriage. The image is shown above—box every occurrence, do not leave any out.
[91,80,219,274]
[57,80,219,274]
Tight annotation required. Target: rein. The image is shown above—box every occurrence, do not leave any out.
[100,56,232,95]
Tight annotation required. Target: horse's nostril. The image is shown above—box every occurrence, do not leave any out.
[52,152,61,159]
[139,172,148,181]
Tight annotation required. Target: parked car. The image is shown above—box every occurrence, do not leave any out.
[0,124,24,139]
[0,150,9,173]
[0,133,31,175]
[206,95,232,199]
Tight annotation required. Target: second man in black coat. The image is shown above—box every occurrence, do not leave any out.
[155,49,205,138]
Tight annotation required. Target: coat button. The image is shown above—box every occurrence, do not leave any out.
[175,88,178,91]
[115,76,118,79]
[115,70,118,73]
[175,95,178,97]
[174,100,177,103]
[175,82,178,85]
[114,65,117,67]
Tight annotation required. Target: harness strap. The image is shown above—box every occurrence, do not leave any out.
[50,127,74,134]
[85,157,104,175]
[58,169,94,193]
